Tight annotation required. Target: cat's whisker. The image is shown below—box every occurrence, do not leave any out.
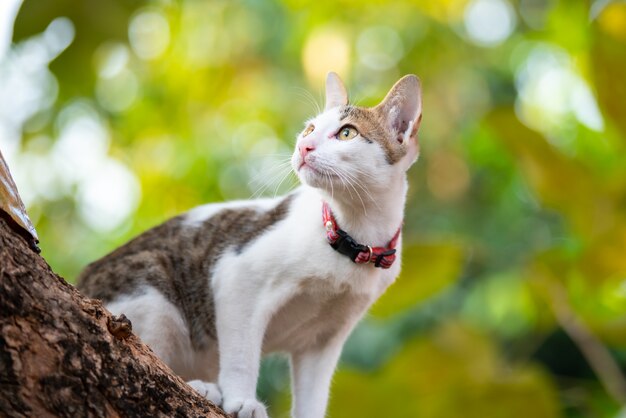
[343,165,378,181]
[283,173,300,195]
[251,163,291,181]
[292,87,322,115]
[249,162,294,199]
[257,153,295,159]
[248,161,292,182]
[327,171,335,201]
[335,166,378,214]
[343,178,368,215]
[335,165,377,188]
[292,90,316,110]
[336,168,381,213]
[272,168,296,199]
[327,166,367,215]
[323,165,352,201]
[263,168,293,198]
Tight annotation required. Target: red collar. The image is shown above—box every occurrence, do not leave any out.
[322,201,401,269]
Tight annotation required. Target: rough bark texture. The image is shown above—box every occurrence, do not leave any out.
[0,217,229,418]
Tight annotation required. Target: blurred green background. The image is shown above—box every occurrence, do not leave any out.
[1,0,626,416]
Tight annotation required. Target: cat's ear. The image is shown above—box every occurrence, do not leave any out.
[377,75,422,142]
[377,75,422,169]
[325,72,348,110]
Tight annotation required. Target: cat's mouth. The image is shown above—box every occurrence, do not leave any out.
[298,158,314,171]
[299,160,325,175]
[298,160,338,184]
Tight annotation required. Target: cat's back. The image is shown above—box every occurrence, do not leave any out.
[77,194,297,303]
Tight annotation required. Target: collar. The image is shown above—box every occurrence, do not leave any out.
[322,201,401,269]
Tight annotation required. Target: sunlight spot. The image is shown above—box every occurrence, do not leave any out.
[571,83,604,131]
[128,9,170,60]
[17,145,62,204]
[515,44,604,136]
[39,101,140,231]
[77,159,141,232]
[357,26,404,71]
[43,17,74,55]
[302,27,350,85]
[0,18,65,148]
[96,68,139,113]
[0,0,22,59]
[597,2,626,42]
[52,111,110,184]
[94,42,129,78]
[464,0,516,46]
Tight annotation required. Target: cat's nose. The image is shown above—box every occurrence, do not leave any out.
[299,144,315,159]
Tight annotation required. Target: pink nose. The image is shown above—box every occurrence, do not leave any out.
[299,144,315,159]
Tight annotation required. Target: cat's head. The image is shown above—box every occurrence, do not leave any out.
[292,72,422,196]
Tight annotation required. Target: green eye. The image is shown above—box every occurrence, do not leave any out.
[337,126,358,140]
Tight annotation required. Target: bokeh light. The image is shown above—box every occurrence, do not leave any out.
[464,0,517,46]
[96,68,139,112]
[302,27,351,85]
[128,9,170,60]
[515,44,604,141]
[357,26,404,71]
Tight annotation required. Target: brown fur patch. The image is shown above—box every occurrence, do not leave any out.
[339,105,407,164]
[78,193,295,349]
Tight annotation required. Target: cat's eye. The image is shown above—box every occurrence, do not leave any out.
[303,124,315,137]
[336,125,359,141]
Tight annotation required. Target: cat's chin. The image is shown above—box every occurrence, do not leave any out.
[296,164,330,190]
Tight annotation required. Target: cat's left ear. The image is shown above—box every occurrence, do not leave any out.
[325,72,348,110]
[377,75,422,169]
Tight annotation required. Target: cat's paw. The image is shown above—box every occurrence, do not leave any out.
[187,380,222,405]
[223,397,268,418]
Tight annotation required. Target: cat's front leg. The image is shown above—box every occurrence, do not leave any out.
[213,268,279,418]
[290,331,352,418]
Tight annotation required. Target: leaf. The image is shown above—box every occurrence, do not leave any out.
[0,149,39,249]
[592,2,626,140]
[485,109,609,239]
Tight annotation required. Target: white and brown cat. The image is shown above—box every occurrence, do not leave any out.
[78,72,422,418]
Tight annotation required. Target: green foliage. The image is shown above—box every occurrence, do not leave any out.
[331,323,561,418]
[5,0,626,416]
[370,243,464,318]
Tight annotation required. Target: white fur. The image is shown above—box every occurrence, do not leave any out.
[106,287,218,382]
[107,287,195,377]
[207,185,401,418]
[187,380,223,405]
[184,197,277,226]
[106,75,421,418]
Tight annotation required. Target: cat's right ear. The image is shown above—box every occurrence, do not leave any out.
[325,72,348,110]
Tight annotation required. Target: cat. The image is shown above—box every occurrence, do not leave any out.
[77,71,422,418]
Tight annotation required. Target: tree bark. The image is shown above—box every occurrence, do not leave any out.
[0,217,229,418]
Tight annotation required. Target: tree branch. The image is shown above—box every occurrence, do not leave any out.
[0,216,229,418]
